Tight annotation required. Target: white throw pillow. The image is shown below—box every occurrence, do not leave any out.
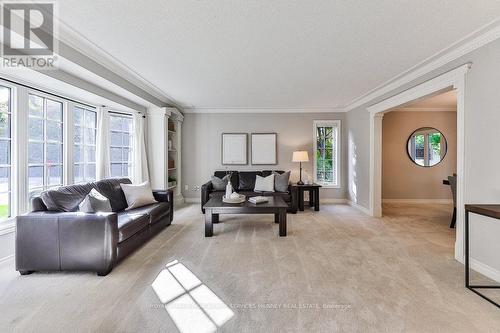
[79,188,112,213]
[254,174,275,192]
[120,181,157,210]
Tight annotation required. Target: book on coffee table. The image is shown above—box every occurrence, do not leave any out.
[248,196,269,204]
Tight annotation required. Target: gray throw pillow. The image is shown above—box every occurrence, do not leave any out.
[211,174,230,190]
[79,189,112,213]
[274,171,291,192]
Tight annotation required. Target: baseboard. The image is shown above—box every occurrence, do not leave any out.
[185,197,348,204]
[382,199,453,204]
[347,200,371,215]
[320,198,348,204]
[0,254,14,264]
[469,258,500,284]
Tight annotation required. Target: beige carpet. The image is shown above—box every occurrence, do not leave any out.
[1,203,500,332]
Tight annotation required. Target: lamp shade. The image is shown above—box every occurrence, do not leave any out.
[292,151,309,162]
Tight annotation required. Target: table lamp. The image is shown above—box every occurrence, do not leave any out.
[292,151,309,185]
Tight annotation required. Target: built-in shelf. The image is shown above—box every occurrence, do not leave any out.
[168,185,177,190]
[168,130,176,134]
[168,149,177,152]
[168,167,176,171]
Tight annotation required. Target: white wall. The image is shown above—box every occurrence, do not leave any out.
[346,38,500,275]
[182,112,347,200]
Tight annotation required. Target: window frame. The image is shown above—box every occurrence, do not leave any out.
[109,112,134,178]
[313,120,341,189]
[73,104,97,183]
[0,77,140,232]
[0,85,13,223]
[27,91,65,200]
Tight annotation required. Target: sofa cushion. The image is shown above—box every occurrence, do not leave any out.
[120,181,157,210]
[211,174,230,190]
[40,182,94,212]
[130,202,171,225]
[238,171,262,190]
[214,171,239,191]
[262,170,284,177]
[239,191,262,198]
[208,191,225,199]
[94,178,131,212]
[78,189,112,213]
[274,171,291,192]
[264,191,291,202]
[117,211,149,243]
[254,174,275,192]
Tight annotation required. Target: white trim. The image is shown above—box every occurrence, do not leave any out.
[348,200,371,215]
[0,254,14,264]
[469,258,500,284]
[183,107,347,114]
[346,18,500,111]
[313,120,341,188]
[320,198,348,204]
[0,222,15,236]
[382,199,453,204]
[367,64,469,265]
[186,197,349,204]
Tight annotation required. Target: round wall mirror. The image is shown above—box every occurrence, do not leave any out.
[407,127,447,167]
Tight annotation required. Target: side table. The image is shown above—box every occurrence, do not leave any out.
[291,183,322,211]
[464,204,500,308]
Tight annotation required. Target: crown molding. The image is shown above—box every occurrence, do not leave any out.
[56,18,184,110]
[345,18,500,111]
[183,107,347,114]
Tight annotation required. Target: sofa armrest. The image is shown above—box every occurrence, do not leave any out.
[153,189,173,203]
[153,189,174,222]
[16,212,118,275]
[201,181,213,213]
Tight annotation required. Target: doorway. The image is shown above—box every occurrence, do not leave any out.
[380,90,458,249]
[367,64,470,262]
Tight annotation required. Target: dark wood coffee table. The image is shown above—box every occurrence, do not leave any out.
[203,196,288,237]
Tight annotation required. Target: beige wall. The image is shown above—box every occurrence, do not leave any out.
[382,111,456,200]
[182,112,347,200]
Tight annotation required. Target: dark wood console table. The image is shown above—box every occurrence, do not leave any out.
[292,183,322,211]
[464,204,500,308]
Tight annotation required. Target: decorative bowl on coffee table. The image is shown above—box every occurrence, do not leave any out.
[222,194,246,204]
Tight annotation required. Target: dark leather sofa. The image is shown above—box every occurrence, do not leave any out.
[15,178,173,276]
[201,170,297,213]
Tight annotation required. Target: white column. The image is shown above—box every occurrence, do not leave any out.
[369,112,384,218]
[174,115,184,203]
[96,107,110,180]
[146,107,170,190]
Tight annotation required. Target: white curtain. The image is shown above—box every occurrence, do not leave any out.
[132,112,150,183]
[96,107,110,180]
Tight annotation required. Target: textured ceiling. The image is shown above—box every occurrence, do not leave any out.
[57,1,500,109]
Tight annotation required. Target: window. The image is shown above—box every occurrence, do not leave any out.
[407,127,447,167]
[74,106,97,183]
[28,94,63,199]
[0,86,11,221]
[313,120,340,187]
[109,113,133,177]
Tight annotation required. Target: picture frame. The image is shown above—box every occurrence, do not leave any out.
[251,133,277,165]
[221,133,248,165]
